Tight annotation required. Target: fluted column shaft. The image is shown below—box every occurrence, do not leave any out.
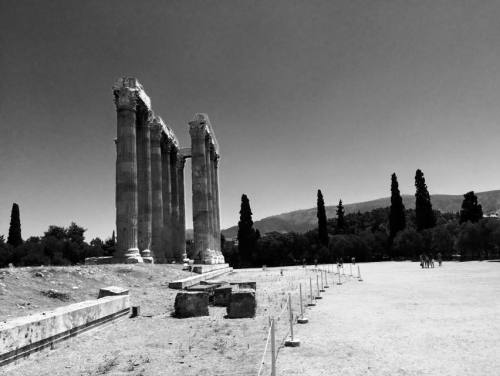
[170,150,179,262]
[161,141,172,261]
[213,155,222,256]
[114,88,142,262]
[150,120,163,261]
[190,124,210,263]
[205,140,215,252]
[137,110,153,260]
[176,156,187,261]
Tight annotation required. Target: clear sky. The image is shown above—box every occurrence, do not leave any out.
[1,0,499,241]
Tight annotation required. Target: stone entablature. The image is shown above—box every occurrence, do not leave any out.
[113,77,224,265]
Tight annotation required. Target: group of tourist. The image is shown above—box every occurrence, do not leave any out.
[419,252,442,268]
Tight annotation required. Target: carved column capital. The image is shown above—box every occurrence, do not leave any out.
[189,113,209,139]
[113,88,138,112]
[150,119,163,143]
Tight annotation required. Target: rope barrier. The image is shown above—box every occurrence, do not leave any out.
[252,264,357,375]
[256,325,273,376]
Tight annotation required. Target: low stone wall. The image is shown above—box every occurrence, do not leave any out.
[0,295,130,366]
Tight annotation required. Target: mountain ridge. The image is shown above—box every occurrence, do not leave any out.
[221,190,500,238]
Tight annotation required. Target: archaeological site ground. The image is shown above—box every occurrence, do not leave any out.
[0,261,499,375]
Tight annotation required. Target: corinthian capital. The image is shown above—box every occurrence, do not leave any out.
[112,77,152,111]
[188,113,209,139]
[150,117,163,143]
[113,88,138,111]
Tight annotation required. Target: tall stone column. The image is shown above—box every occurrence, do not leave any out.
[189,115,212,263]
[137,109,153,263]
[213,154,223,261]
[176,156,187,261]
[161,138,172,262]
[206,139,215,252]
[150,118,163,262]
[113,87,142,263]
[170,150,179,262]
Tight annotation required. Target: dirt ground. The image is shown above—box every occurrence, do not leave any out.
[1,264,324,376]
[1,262,499,375]
[278,261,500,376]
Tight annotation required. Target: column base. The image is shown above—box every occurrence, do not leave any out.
[141,249,154,264]
[117,248,144,263]
[201,249,226,264]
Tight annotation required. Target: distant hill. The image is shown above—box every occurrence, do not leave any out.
[221,190,500,239]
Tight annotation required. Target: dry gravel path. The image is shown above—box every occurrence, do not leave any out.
[278,261,500,376]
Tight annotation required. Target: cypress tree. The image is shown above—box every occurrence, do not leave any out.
[336,199,346,232]
[317,190,328,246]
[237,194,257,266]
[460,191,483,223]
[389,173,406,240]
[414,169,436,231]
[7,203,22,247]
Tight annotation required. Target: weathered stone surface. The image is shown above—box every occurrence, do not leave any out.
[168,267,233,289]
[176,156,187,262]
[192,263,229,274]
[214,285,232,307]
[0,295,130,366]
[113,78,146,264]
[84,256,114,265]
[98,286,129,299]
[226,289,256,318]
[230,281,257,290]
[174,292,209,318]
[137,110,153,260]
[150,117,164,261]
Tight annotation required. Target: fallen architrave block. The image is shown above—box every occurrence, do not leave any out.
[214,285,232,307]
[98,286,129,299]
[168,267,233,289]
[226,289,256,318]
[174,291,209,318]
[229,281,256,290]
[0,295,130,366]
[191,263,229,274]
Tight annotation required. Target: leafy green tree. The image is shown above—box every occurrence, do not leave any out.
[393,229,424,259]
[414,169,436,231]
[317,190,328,246]
[459,191,483,223]
[237,194,258,267]
[336,199,346,232]
[7,203,22,247]
[430,225,454,259]
[389,173,406,241]
[455,222,483,260]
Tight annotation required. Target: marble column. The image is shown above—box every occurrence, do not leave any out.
[113,87,142,263]
[189,115,211,263]
[137,109,153,263]
[169,149,179,262]
[161,138,172,262]
[205,139,215,252]
[213,153,223,260]
[176,155,187,261]
[150,118,163,262]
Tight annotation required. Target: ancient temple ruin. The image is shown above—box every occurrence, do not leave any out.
[112,77,225,264]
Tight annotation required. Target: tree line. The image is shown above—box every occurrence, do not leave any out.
[227,169,499,268]
[0,203,115,267]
